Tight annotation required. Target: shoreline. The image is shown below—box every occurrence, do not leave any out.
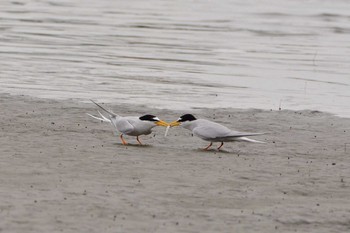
[1,93,350,233]
[3,92,350,119]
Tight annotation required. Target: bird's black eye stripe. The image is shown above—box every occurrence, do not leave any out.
[139,114,157,121]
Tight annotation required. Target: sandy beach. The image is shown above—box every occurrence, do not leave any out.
[0,93,349,232]
[1,0,350,232]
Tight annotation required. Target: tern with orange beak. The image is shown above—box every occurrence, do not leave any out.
[169,114,265,150]
[87,100,169,145]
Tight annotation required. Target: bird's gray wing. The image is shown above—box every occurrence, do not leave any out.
[193,124,232,140]
[193,121,264,140]
[116,118,134,134]
[226,131,265,137]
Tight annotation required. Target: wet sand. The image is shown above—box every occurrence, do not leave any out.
[1,94,350,233]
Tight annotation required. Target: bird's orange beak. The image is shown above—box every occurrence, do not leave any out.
[169,121,181,127]
[155,120,170,127]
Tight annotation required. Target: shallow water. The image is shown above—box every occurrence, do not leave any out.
[1,0,350,117]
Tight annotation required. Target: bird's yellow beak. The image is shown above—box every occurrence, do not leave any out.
[155,120,170,127]
[169,121,181,127]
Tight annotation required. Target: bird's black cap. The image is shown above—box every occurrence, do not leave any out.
[139,114,158,121]
[178,114,197,122]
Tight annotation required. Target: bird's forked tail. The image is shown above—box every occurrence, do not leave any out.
[236,137,266,143]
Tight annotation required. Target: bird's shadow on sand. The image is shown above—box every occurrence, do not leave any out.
[195,148,239,154]
[112,143,153,148]
[111,143,240,154]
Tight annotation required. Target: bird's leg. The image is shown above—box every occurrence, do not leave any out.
[217,142,224,150]
[203,142,213,150]
[136,136,143,145]
[120,134,128,145]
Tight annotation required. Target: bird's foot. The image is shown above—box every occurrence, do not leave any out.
[217,142,224,150]
[203,142,213,150]
[120,135,128,145]
[136,136,143,146]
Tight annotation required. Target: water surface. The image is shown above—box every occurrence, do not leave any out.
[1,0,350,117]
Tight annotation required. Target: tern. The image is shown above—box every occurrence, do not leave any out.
[87,100,169,145]
[169,114,265,150]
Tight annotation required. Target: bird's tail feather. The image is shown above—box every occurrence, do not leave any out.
[97,111,110,122]
[237,137,265,143]
[87,112,119,136]
[90,99,118,117]
[86,113,111,123]
[230,132,265,137]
